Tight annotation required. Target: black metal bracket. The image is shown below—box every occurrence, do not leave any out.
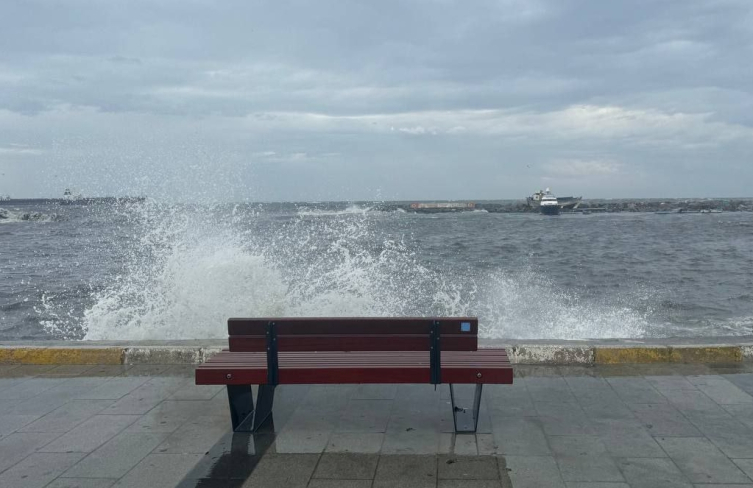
[227,384,276,433]
[266,321,279,386]
[430,320,441,385]
[449,384,483,433]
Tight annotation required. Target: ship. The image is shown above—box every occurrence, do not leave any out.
[539,192,560,215]
[527,188,582,210]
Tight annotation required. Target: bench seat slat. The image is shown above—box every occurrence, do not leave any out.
[229,335,478,352]
[196,349,512,385]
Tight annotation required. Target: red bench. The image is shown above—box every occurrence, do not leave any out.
[195,317,512,433]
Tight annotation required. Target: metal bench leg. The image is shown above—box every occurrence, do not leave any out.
[449,384,483,433]
[227,385,255,432]
[227,384,276,433]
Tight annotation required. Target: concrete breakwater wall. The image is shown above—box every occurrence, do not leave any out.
[2,338,752,366]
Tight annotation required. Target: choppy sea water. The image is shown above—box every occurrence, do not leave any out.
[1,200,752,340]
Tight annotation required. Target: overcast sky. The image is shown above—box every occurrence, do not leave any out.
[1,0,752,201]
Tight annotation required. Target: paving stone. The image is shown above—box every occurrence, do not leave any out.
[454,434,478,455]
[307,481,373,488]
[439,433,454,454]
[0,452,85,488]
[722,403,753,429]
[661,389,726,413]
[580,400,635,420]
[326,432,384,453]
[45,479,118,488]
[504,455,566,488]
[102,377,189,415]
[313,453,379,479]
[168,383,224,400]
[565,377,620,405]
[375,454,437,482]
[536,402,596,435]
[491,417,550,455]
[0,377,68,401]
[606,377,666,404]
[0,414,39,437]
[40,365,97,377]
[565,483,630,488]
[733,458,753,479]
[19,400,114,433]
[628,403,702,437]
[274,429,332,453]
[549,436,624,483]
[616,458,692,488]
[0,432,61,473]
[592,419,666,457]
[438,455,499,480]
[125,399,216,434]
[723,373,753,395]
[645,376,698,391]
[437,481,502,487]
[154,414,229,454]
[76,377,149,400]
[687,375,753,405]
[689,484,753,488]
[682,409,753,458]
[39,414,140,453]
[476,434,497,455]
[110,453,203,488]
[655,436,751,484]
[524,377,578,403]
[381,430,441,455]
[337,399,393,432]
[4,377,109,416]
[352,384,398,400]
[63,431,170,478]
[243,453,320,487]
[83,365,132,377]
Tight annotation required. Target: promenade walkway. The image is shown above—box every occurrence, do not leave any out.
[1,362,753,487]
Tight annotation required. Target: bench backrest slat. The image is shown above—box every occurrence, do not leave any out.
[227,317,478,352]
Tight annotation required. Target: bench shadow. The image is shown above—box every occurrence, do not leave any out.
[176,420,277,488]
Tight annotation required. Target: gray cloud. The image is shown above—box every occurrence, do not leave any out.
[0,0,752,200]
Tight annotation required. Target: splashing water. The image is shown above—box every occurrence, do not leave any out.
[81,201,652,340]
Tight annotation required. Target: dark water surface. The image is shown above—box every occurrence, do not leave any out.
[1,201,751,340]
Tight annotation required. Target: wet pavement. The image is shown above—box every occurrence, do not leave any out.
[1,362,753,487]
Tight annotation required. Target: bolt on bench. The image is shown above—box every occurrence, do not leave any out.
[195,317,513,433]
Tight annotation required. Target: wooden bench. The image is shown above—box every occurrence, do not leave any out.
[195,317,513,433]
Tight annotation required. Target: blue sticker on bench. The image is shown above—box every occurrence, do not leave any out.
[461,322,471,332]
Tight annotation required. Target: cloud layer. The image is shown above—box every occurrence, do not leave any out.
[1,0,751,200]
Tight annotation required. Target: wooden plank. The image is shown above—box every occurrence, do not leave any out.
[229,334,478,352]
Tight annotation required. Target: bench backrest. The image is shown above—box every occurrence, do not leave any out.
[227,317,478,352]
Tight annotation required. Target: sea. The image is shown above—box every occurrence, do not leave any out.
[1,200,752,341]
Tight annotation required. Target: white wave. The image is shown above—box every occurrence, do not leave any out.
[80,201,652,340]
[296,204,378,217]
[0,207,59,223]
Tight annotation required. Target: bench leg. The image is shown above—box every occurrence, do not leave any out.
[227,385,276,433]
[449,384,483,434]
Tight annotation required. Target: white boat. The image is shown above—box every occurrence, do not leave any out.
[539,191,560,215]
[527,188,582,209]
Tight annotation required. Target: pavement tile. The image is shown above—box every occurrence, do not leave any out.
[689,485,753,488]
[476,434,496,455]
[4,377,110,416]
[564,376,619,405]
[274,429,332,453]
[375,454,437,481]
[661,389,726,413]
[580,400,635,420]
[591,419,666,458]
[453,434,478,455]
[155,414,229,454]
[0,414,39,437]
[63,431,170,478]
[326,432,384,453]
[0,452,85,488]
[0,377,68,401]
[733,458,753,479]
[0,432,62,473]
[504,455,566,488]
[439,433,454,454]
[655,436,750,484]
[645,376,698,391]
[102,377,189,415]
[110,453,203,488]
[437,455,499,480]
[605,377,666,404]
[535,402,596,435]
[337,399,393,432]
[437,481,502,487]
[491,417,550,455]
[39,414,140,453]
[45,479,118,488]
[722,403,753,429]
[18,400,114,433]
[682,410,753,458]
[616,457,692,488]
[307,481,373,488]
[723,374,753,395]
[75,377,149,400]
[485,383,536,417]
[524,377,578,403]
[687,375,753,405]
[628,403,702,437]
[80,365,132,377]
[39,365,97,377]
[565,484,630,488]
[313,453,379,479]
[351,384,398,400]
[125,399,216,434]
[168,383,224,400]
[549,435,624,483]
[381,430,441,455]
[243,453,320,487]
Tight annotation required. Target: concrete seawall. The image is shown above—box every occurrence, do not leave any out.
[1,337,752,365]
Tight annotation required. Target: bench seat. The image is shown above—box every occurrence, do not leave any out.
[197,349,512,385]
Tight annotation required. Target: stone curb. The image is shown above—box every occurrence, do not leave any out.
[2,342,752,365]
